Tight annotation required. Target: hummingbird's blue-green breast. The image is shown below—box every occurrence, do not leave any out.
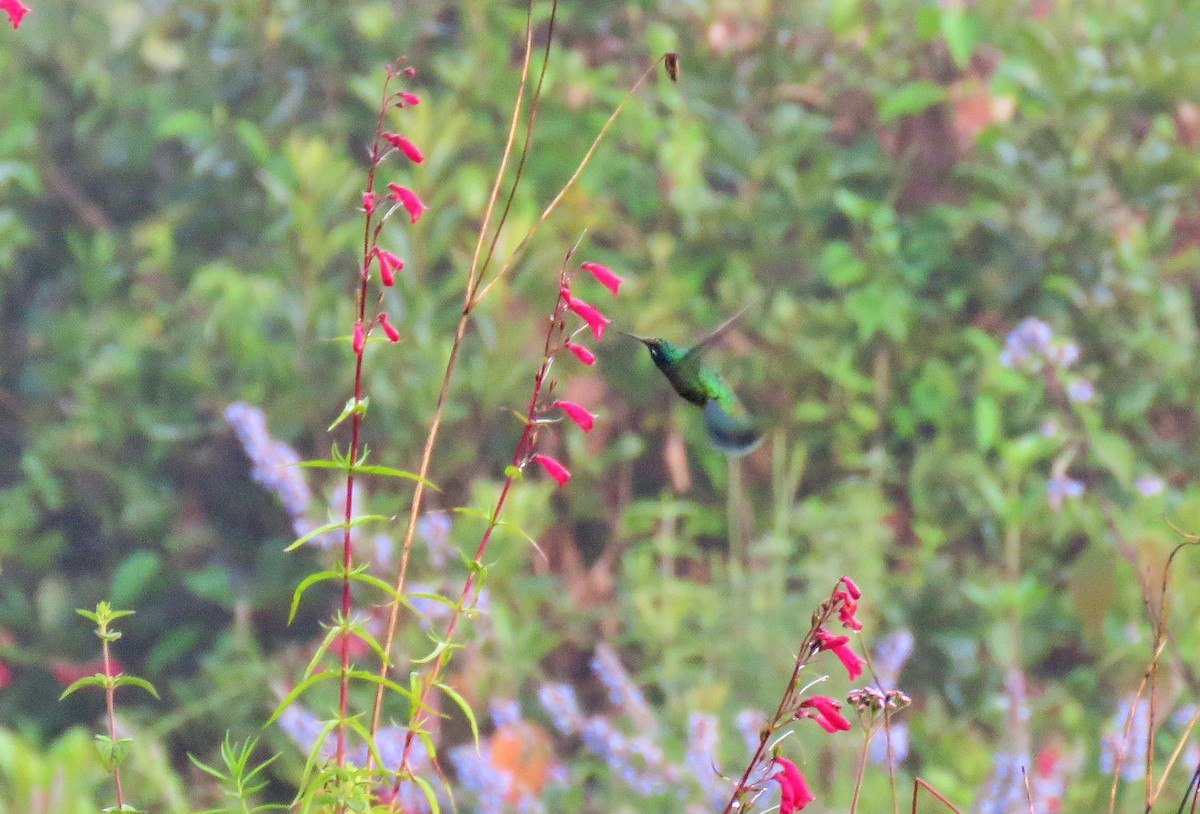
[627,327,763,455]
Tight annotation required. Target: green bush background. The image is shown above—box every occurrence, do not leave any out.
[3,0,1200,811]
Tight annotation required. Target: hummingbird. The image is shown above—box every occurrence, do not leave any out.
[621,310,763,455]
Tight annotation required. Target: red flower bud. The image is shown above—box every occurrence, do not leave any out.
[352,322,365,355]
[564,342,596,366]
[555,400,597,432]
[362,191,377,215]
[532,453,570,488]
[378,312,400,343]
[398,91,421,106]
[383,132,425,163]
[840,575,862,599]
[387,183,429,224]
[376,248,404,286]
[580,261,623,298]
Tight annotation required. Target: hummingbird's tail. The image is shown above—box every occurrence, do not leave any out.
[702,398,763,456]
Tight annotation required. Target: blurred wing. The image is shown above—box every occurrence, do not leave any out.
[680,307,749,364]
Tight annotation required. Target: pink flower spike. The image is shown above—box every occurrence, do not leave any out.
[397,91,421,106]
[378,312,401,343]
[383,132,425,163]
[841,575,862,600]
[352,322,366,355]
[562,289,611,341]
[801,696,853,732]
[564,342,596,366]
[556,400,596,432]
[363,191,377,215]
[388,183,429,224]
[580,261,623,298]
[1,0,29,29]
[532,454,571,488]
[375,248,404,286]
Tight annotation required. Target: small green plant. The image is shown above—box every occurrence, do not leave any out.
[189,735,286,814]
[59,602,160,814]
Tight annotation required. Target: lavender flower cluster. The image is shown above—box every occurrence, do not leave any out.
[224,401,312,535]
[536,644,771,806]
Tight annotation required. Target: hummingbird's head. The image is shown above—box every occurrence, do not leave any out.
[618,330,673,372]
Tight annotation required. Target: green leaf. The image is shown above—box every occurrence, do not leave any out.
[436,680,480,749]
[266,670,341,726]
[327,396,369,432]
[940,8,981,67]
[1092,430,1134,486]
[113,674,160,700]
[59,675,107,700]
[974,395,1002,451]
[879,81,946,122]
[411,774,441,814]
[284,515,388,552]
[109,550,162,608]
[289,569,343,623]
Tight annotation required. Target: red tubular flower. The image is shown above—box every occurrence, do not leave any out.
[402,66,417,77]
[833,590,863,631]
[383,132,425,163]
[353,322,366,355]
[1,0,29,29]
[840,575,862,599]
[397,91,421,106]
[580,261,623,298]
[562,288,611,341]
[363,191,377,215]
[532,453,570,488]
[555,400,596,432]
[564,342,596,366]
[0,661,10,688]
[375,248,404,286]
[800,695,852,732]
[387,183,428,224]
[774,757,815,813]
[815,628,865,680]
[378,312,400,343]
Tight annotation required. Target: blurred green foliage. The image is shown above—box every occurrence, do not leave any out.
[4,0,1200,810]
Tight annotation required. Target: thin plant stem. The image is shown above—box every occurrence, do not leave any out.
[849,728,870,814]
[101,634,125,810]
[470,54,668,308]
[366,0,545,747]
[1155,706,1200,803]
[910,777,963,814]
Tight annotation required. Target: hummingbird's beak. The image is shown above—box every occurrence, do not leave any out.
[616,329,652,345]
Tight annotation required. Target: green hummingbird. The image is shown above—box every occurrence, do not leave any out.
[621,310,764,455]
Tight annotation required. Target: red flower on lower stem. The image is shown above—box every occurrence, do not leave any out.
[799,695,852,732]
[555,400,596,432]
[2,0,29,29]
[564,342,596,366]
[532,454,570,488]
[774,756,815,813]
[387,183,428,224]
[383,132,425,163]
[815,628,866,680]
[378,312,401,343]
[561,289,611,341]
[352,322,366,355]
